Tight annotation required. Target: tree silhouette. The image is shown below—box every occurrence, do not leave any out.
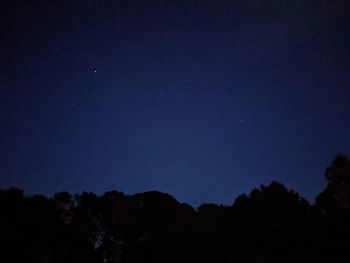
[316,154,350,213]
[1,155,350,262]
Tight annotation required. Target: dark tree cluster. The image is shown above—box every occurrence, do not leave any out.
[1,155,350,263]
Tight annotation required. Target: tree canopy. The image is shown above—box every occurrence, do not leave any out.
[1,155,350,263]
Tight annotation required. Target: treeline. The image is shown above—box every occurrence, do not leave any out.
[1,155,350,263]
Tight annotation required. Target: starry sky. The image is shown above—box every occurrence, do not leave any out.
[1,0,350,206]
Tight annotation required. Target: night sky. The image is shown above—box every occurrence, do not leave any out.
[1,0,350,206]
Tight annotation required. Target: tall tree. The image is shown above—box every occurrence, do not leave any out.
[316,154,350,212]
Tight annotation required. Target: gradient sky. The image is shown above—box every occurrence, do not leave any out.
[1,0,350,206]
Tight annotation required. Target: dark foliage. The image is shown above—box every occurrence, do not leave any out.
[1,155,350,262]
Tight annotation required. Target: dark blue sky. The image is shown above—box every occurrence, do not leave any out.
[1,0,350,206]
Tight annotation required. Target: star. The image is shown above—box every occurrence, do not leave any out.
[93,69,98,74]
